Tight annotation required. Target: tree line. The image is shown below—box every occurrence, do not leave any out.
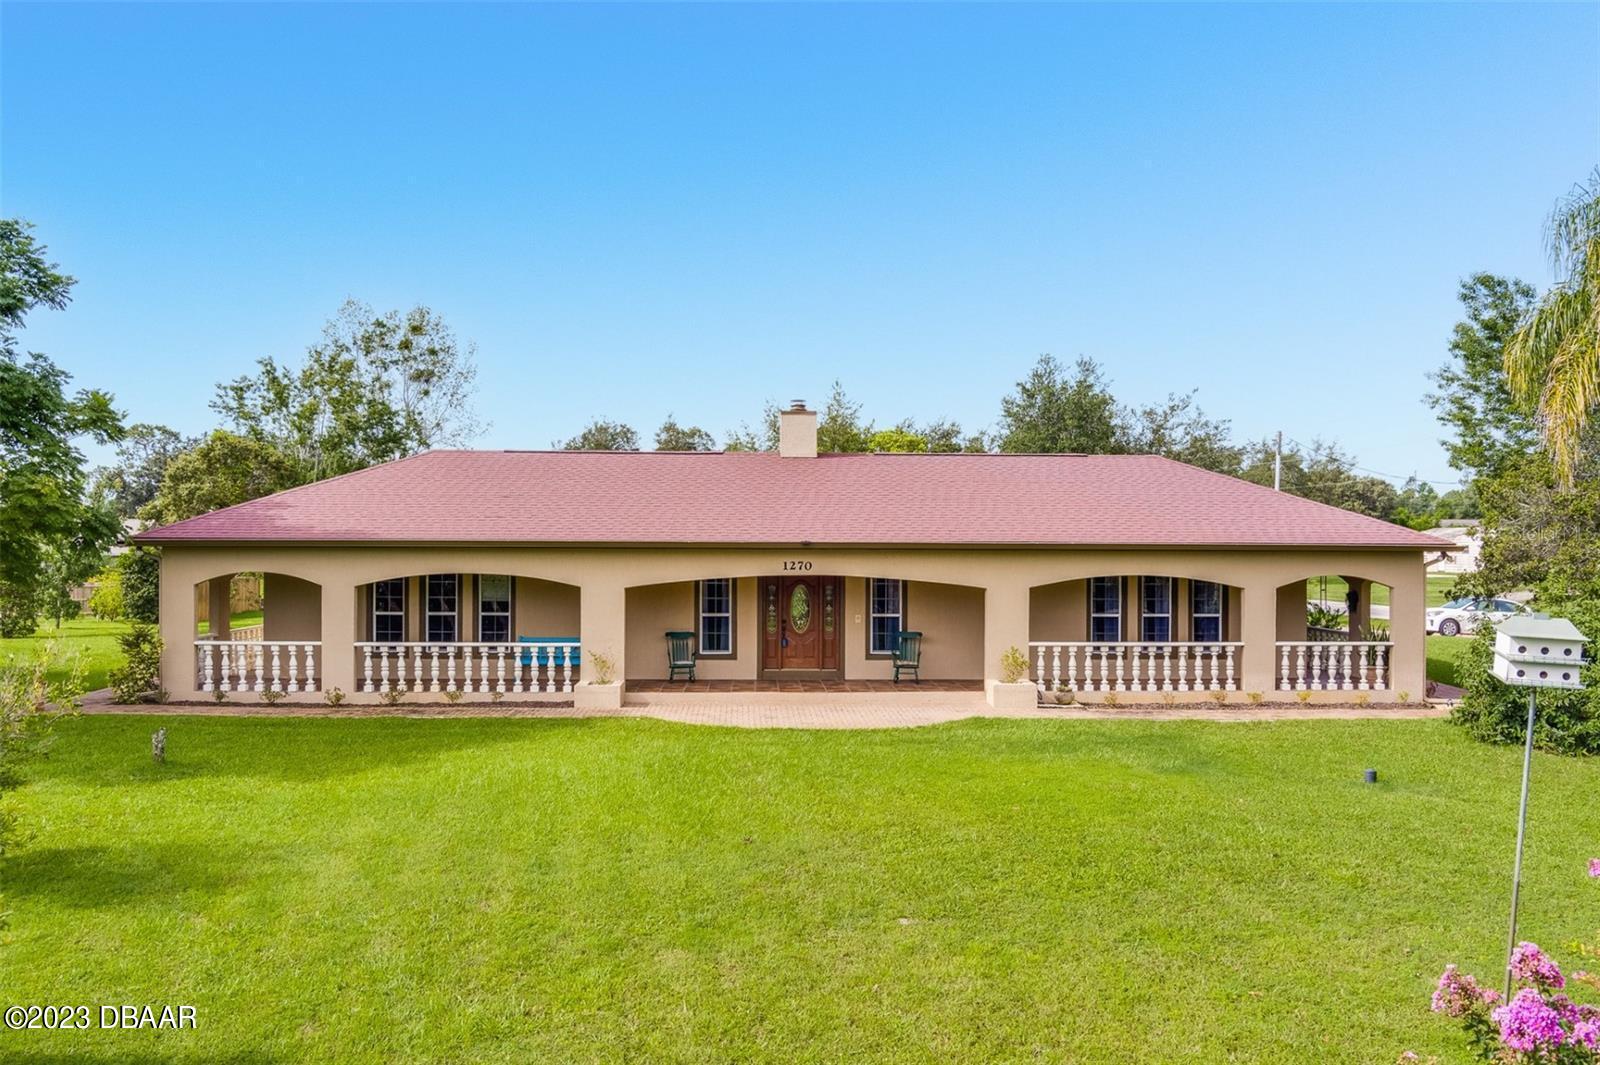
[559,362,1471,530]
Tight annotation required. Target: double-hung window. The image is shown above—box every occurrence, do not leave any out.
[699,579,733,655]
[869,578,904,655]
[1191,580,1223,643]
[1089,576,1121,643]
[426,574,458,644]
[478,575,512,643]
[373,578,405,643]
[1141,576,1174,643]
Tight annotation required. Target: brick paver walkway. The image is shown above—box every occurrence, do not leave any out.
[80,688,1449,729]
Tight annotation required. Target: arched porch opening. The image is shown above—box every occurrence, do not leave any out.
[1273,574,1395,691]
[352,571,581,694]
[1028,574,1245,694]
[622,572,985,687]
[193,571,322,693]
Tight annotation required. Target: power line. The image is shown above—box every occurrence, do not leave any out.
[1278,435,1465,487]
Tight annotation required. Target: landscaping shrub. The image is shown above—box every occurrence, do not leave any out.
[86,569,123,619]
[1450,605,1600,755]
[107,623,163,703]
[998,646,1028,684]
[119,547,160,624]
[1307,603,1346,631]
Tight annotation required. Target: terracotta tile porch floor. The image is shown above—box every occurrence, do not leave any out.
[626,678,985,693]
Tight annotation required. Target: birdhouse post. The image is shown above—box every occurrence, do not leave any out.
[1490,616,1588,1001]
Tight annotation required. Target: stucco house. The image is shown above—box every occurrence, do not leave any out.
[137,402,1453,708]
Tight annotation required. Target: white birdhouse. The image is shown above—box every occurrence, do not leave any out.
[1492,617,1588,690]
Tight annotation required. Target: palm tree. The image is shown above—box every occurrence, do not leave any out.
[1505,168,1600,485]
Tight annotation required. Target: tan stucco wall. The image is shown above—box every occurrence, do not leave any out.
[1030,580,1088,642]
[155,543,1430,701]
[625,578,759,680]
[262,574,321,642]
[844,579,984,680]
[515,577,581,638]
[1276,582,1308,641]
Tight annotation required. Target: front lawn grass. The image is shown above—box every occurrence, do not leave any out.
[0,616,130,691]
[4,716,1596,1064]
[1427,633,1475,688]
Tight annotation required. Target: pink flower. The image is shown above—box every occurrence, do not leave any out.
[1574,1017,1600,1051]
[1510,941,1566,990]
[1492,988,1568,1052]
[1432,965,1499,1016]
[1588,857,1600,878]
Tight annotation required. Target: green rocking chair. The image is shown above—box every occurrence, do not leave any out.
[665,630,697,682]
[893,630,923,683]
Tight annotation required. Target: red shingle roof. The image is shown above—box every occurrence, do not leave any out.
[136,450,1453,549]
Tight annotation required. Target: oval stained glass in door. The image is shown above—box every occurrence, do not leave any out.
[789,583,812,634]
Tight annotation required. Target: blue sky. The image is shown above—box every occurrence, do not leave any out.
[4,3,1596,484]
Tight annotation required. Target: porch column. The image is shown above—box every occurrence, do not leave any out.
[158,553,198,697]
[207,575,234,641]
[578,580,626,707]
[1340,576,1372,640]
[982,581,1031,706]
[1387,568,1426,699]
[1239,579,1280,696]
[320,580,358,698]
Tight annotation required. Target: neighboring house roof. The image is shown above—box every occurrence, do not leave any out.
[136,450,1456,549]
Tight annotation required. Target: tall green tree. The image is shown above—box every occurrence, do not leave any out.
[93,422,194,519]
[866,425,929,453]
[1427,273,1540,481]
[213,299,482,482]
[560,420,640,451]
[1121,391,1242,473]
[1505,168,1600,484]
[723,403,780,452]
[997,356,1123,454]
[654,415,716,452]
[816,381,873,453]
[0,221,123,637]
[1238,438,1400,521]
[141,430,301,526]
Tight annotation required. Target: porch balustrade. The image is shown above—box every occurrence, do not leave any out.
[1029,641,1242,693]
[1275,640,1391,691]
[352,641,580,694]
[196,638,321,693]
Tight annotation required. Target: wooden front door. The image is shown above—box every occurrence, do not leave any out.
[761,576,840,673]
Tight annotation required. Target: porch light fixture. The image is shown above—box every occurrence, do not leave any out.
[1491,615,1589,1001]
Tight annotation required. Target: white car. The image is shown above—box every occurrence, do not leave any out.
[1425,596,1529,637]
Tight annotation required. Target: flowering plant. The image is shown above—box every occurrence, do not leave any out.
[1425,860,1600,1063]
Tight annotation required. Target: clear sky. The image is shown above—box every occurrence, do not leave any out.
[4,3,1597,484]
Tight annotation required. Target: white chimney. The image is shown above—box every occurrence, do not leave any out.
[778,399,818,458]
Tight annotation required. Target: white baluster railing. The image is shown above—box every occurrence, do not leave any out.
[1274,641,1392,691]
[352,642,582,695]
[196,641,322,693]
[1029,642,1244,694]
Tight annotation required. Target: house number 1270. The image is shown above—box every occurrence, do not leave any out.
[782,561,813,571]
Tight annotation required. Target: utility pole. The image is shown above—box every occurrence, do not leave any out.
[1273,430,1283,492]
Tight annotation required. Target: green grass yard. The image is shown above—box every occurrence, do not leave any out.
[1306,574,1462,608]
[195,609,265,635]
[1427,634,1475,689]
[3,715,1596,1063]
[0,617,131,692]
